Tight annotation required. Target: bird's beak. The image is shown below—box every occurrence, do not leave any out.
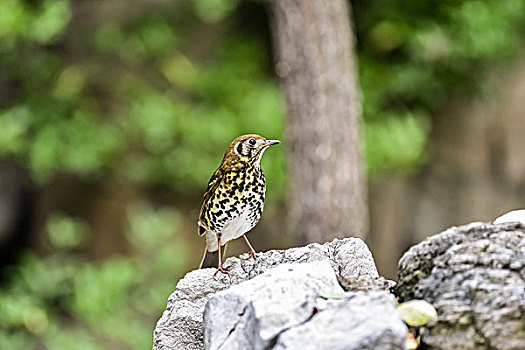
[265,139,280,147]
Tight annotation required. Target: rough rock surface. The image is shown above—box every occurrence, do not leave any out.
[153,238,380,350]
[204,260,405,350]
[273,291,406,350]
[396,222,525,350]
[204,260,340,349]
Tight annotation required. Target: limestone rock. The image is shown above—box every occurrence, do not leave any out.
[396,222,525,350]
[273,291,406,350]
[152,237,378,350]
[204,260,406,350]
[203,260,341,350]
[493,209,525,225]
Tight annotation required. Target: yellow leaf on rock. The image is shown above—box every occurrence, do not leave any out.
[398,299,437,326]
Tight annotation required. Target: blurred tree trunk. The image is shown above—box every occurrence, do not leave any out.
[269,0,369,244]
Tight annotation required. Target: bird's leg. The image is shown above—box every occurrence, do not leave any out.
[221,243,228,262]
[242,234,257,260]
[214,236,231,276]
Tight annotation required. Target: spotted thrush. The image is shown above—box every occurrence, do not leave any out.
[198,134,280,275]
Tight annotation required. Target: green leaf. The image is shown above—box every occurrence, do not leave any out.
[318,290,353,300]
[398,300,437,326]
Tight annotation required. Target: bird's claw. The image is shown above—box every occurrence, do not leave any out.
[243,249,257,261]
[214,265,232,276]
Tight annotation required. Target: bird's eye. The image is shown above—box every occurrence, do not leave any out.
[248,138,256,146]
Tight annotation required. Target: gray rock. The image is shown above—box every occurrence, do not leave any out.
[204,260,406,350]
[493,209,525,225]
[337,274,394,292]
[396,222,525,350]
[204,260,342,350]
[273,291,406,350]
[153,237,378,350]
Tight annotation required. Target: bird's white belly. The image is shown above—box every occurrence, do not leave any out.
[222,210,253,241]
[205,209,254,252]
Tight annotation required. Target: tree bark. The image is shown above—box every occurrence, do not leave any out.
[269,0,369,243]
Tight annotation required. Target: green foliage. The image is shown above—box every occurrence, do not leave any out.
[2,0,523,185]
[0,0,70,47]
[0,204,187,350]
[359,0,525,73]
[365,112,430,173]
[0,1,285,193]
[192,0,240,23]
[357,0,525,173]
[47,214,89,250]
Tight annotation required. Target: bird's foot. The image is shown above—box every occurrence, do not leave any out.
[213,265,232,276]
[243,249,257,261]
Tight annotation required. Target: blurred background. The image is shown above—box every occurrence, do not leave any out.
[1,0,525,349]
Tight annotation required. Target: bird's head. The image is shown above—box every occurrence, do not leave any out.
[222,134,280,169]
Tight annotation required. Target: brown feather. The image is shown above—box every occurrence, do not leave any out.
[197,168,223,236]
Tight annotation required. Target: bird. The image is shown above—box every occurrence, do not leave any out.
[198,134,280,275]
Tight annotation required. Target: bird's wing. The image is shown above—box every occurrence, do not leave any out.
[198,168,223,236]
